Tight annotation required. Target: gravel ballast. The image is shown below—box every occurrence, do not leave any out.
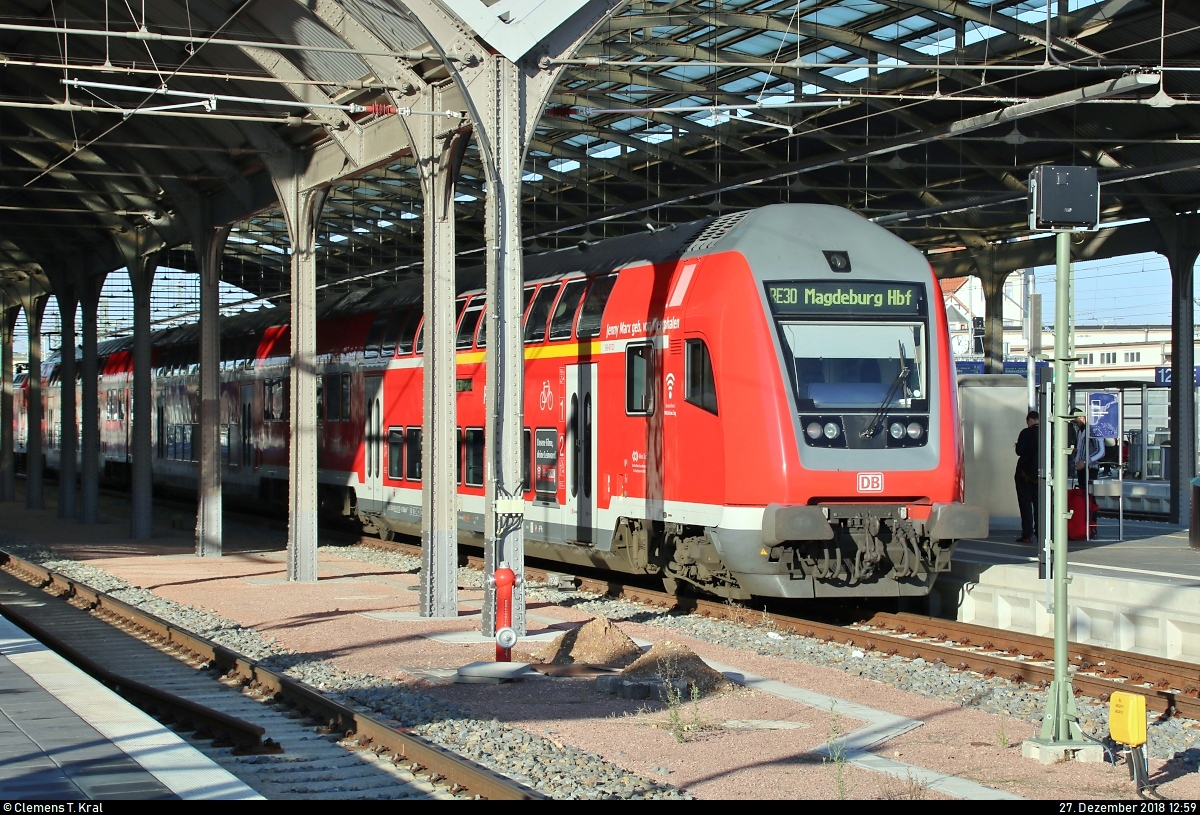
[4,528,1199,797]
[0,533,686,800]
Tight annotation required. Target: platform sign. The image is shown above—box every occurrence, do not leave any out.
[1154,366,1200,386]
[1087,393,1119,439]
[955,360,1049,383]
[533,428,558,496]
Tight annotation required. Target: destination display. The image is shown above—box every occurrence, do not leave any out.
[766,281,925,317]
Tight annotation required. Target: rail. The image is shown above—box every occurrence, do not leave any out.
[0,551,542,801]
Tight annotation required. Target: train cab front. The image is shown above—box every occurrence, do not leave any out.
[714,262,986,600]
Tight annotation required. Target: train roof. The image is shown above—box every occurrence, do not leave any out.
[67,213,715,363]
[62,204,907,365]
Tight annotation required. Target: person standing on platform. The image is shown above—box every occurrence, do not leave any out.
[1070,407,1104,493]
[1014,410,1039,544]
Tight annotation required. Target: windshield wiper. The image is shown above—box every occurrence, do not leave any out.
[861,341,909,439]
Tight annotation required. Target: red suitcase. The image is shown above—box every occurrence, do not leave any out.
[1067,488,1099,540]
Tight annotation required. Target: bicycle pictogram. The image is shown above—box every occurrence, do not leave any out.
[539,381,554,411]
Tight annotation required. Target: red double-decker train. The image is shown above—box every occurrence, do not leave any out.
[16,204,985,599]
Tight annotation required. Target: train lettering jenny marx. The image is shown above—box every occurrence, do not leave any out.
[14,205,987,600]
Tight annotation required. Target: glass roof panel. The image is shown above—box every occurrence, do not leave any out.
[870,16,937,40]
[730,31,799,57]
[678,26,716,44]
[800,2,886,28]
[964,23,1006,47]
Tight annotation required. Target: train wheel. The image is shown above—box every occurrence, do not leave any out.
[378,526,395,542]
[661,575,679,595]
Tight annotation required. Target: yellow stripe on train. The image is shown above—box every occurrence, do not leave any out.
[454,341,604,365]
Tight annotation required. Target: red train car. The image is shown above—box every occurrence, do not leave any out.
[26,204,985,599]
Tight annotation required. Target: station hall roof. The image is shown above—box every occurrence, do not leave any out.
[1,0,1199,315]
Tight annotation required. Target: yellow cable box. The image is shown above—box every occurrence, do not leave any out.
[1109,691,1146,747]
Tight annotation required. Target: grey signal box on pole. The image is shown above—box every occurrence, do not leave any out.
[1028,165,1099,231]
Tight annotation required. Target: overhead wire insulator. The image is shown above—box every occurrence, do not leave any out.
[362,102,399,116]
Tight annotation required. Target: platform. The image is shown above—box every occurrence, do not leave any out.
[0,614,261,800]
[936,517,1200,663]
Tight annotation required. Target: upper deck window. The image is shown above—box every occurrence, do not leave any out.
[576,274,617,339]
[364,310,391,359]
[549,279,587,341]
[457,297,485,349]
[524,283,560,344]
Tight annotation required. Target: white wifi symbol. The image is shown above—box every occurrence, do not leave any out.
[665,372,675,399]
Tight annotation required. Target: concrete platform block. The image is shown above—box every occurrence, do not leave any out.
[1021,739,1106,764]
[454,661,533,684]
[594,675,620,694]
[618,680,651,700]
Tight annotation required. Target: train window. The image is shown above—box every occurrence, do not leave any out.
[523,428,531,492]
[576,274,617,339]
[316,379,324,423]
[325,373,341,421]
[387,428,404,479]
[340,373,352,421]
[626,343,654,415]
[457,297,485,349]
[264,379,286,422]
[415,323,424,354]
[405,427,422,480]
[456,428,463,485]
[685,339,718,415]
[464,428,485,487]
[365,310,392,359]
[549,279,587,341]
[380,308,407,358]
[523,283,560,344]
[523,286,536,318]
[396,309,419,355]
[779,322,927,411]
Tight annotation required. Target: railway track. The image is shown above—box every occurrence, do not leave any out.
[0,550,540,801]
[357,537,1200,721]
[31,480,1200,726]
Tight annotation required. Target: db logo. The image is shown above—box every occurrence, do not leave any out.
[857,472,884,493]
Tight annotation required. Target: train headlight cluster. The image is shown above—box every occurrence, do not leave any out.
[883,416,927,447]
[802,417,846,447]
[805,421,843,441]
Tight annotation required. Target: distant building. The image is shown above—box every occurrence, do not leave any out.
[943,275,1197,384]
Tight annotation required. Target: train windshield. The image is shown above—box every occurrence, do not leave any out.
[778,322,926,411]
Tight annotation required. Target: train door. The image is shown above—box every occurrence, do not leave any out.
[564,363,596,544]
[363,375,384,508]
[240,385,254,470]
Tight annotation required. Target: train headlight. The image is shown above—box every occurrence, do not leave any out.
[889,422,905,440]
[806,422,823,440]
[823,422,841,440]
[906,422,924,439]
